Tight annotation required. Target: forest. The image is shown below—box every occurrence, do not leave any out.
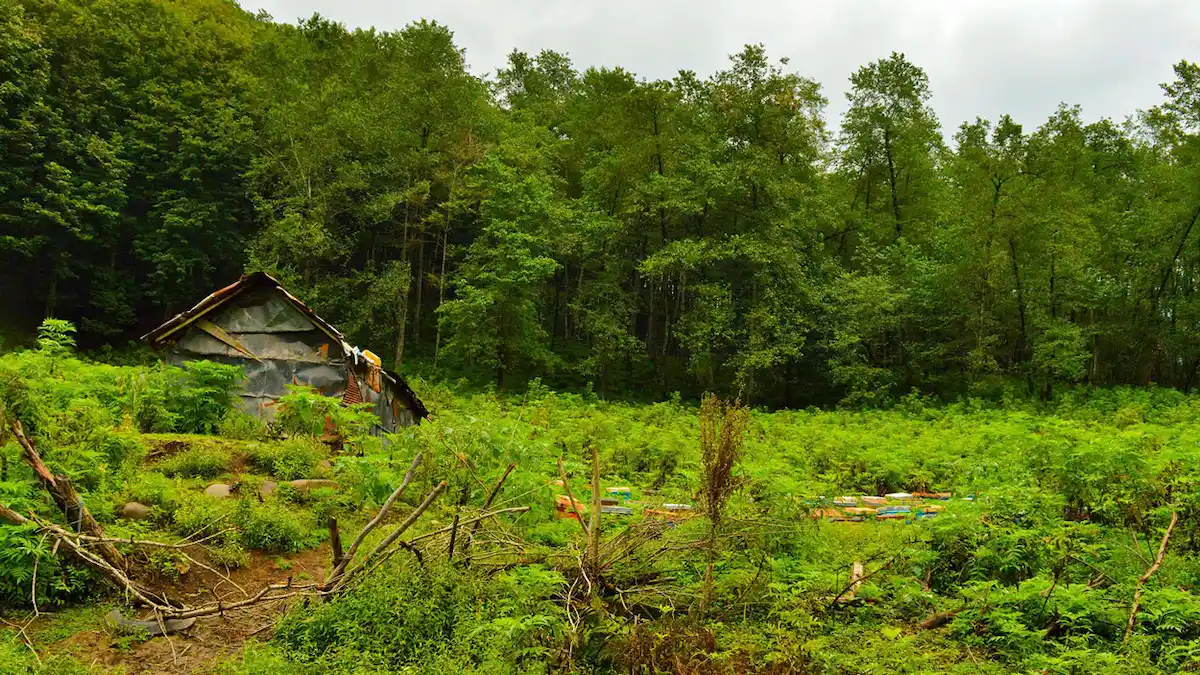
[3,0,1199,407]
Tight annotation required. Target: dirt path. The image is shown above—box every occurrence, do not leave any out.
[40,545,330,674]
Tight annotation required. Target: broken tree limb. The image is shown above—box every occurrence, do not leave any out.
[557,457,589,537]
[328,452,422,583]
[405,506,531,545]
[166,582,319,620]
[11,420,123,568]
[919,609,960,630]
[461,463,514,565]
[364,481,447,561]
[330,481,447,593]
[1124,510,1179,644]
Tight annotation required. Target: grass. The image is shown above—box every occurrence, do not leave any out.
[10,344,1200,673]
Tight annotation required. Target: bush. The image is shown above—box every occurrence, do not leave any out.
[168,361,244,434]
[219,410,268,441]
[236,501,320,553]
[248,439,326,481]
[170,492,237,544]
[276,385,377,449]
[125,473,182,513]
[157,447,231,479]
[272,563,564,673]
[0,632,94,675]
[0,522,94,607]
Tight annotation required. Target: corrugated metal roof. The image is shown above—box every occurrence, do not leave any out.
[141,272,346,345]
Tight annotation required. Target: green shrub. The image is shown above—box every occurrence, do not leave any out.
[273,563,563,672]
[248,439,326,481]
[126,473,182,513]
[276,385,377,449]
[236,500,320,553]
[157,447,231,478]
[170,492,237,544]
[219,410,268,441]
[0,523,93,607]
[0,631,96,675]
[208,542,251,569]
[168,361,244,434]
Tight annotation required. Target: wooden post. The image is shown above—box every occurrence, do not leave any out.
[845,562,865,602]
[328,517,343,569]
[587,445,601,576]
[447,513,460,561]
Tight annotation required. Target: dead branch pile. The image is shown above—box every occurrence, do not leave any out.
[0,419,526,623]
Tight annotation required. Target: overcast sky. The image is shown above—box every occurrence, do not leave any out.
[237,0,1199,136]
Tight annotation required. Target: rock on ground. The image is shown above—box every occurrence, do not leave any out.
[118,502,152,520]
[289,479,338,492]
[204,483,233,499]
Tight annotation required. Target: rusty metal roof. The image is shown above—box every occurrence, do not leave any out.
[141,272,346,346]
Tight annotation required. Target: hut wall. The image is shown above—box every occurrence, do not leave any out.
[163,288,349,418]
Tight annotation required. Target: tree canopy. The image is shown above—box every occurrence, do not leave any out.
[3,0,1199,407]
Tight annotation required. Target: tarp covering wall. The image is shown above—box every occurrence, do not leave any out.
[145,275,426,433]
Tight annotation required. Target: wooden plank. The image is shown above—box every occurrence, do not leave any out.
[196,319,261,361]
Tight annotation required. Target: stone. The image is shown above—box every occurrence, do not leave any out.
[204,483,232,499]
[289,479,338,492]
[118,502,152,520]
[260,480,278,497]
[316,460,334,476]
[106,610,195,636]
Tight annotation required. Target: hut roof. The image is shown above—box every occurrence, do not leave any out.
[142,272,344,345]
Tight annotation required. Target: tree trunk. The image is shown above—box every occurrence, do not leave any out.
[885,128,901,238]
[1009,237,1032,394]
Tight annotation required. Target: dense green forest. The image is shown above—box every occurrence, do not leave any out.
[2,0,1199,407]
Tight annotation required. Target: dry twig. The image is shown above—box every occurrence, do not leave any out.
[1124,511,1179,644]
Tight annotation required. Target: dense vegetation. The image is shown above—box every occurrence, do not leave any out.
[1,330,1200,673]
[4,1,1200,671]
[3,0,1198,406]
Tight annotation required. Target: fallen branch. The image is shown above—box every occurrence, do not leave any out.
[558,457,589,537]
[405,506,531,545]
[61,529,233,550]
[0,504,176,611]
[1124,511,1179,644]
[363,482,447,562]
[12,421,123,568]
[919,609,960,630]
[167,582,318,620]
[329,452,422,583]
[0,617,40,665]
[461,463,514,565]
[330,481,447,593]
